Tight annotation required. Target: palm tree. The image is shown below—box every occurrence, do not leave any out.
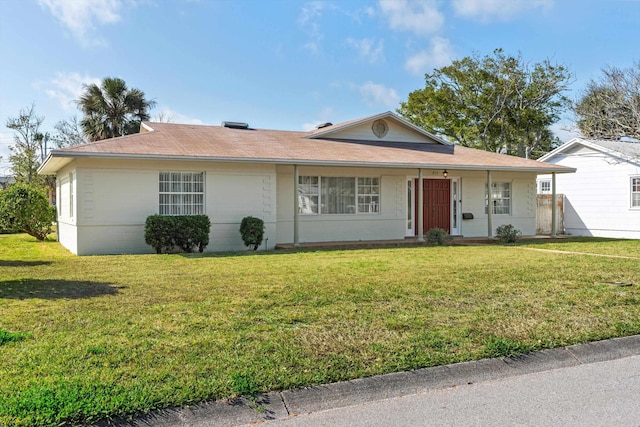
[77,77,156,142]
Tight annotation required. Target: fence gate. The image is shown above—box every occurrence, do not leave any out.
[536,194,564,235]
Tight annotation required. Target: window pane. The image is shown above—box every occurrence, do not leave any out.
[357,177,380,213]
[159,172,205,216]
[298,176,319,214]
[485,182,511,215]
[322,177,355,214]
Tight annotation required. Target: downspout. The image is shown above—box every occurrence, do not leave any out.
[487,170,493,238]
[551,172,557,238]
[293,164,300,247]
[417,168,424,242]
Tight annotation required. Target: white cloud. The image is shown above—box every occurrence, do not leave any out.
[153,108,204,125]
[452,0,553,22]
[405,37,454,75]
[359,81,401,108]
[37,0,123,46]
[39,72,101,111]
[378,0,444,36]
[346,38,385,63]
[298,1,331,54]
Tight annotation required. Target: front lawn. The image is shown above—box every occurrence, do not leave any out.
[1,234,639,426]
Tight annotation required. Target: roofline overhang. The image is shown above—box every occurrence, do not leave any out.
[38,151,576,175]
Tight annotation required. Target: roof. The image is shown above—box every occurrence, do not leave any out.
[538,137,640,164]
[39,111,575,175]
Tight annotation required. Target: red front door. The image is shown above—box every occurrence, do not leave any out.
[415,179,451,234]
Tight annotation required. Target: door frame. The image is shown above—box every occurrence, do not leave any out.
[407,175,461,236]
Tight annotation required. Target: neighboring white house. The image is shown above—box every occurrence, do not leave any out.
[538,137,640,239]
[38,111,574,255]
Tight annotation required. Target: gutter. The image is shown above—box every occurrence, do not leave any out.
[39,151,576,174]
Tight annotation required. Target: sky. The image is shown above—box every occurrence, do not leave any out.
[1,0,639,175]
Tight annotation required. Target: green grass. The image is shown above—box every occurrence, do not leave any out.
[1,233,640,426]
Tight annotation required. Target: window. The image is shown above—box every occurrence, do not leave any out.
[358,177,379,213]
[298,176,319,214]
[322,177,355,214]
[485,182,511,215]
[632,177,640,208]
[298,176,379,214]
[538,179,551,194]
[159,172,204,215]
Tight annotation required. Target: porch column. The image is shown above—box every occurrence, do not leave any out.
[417,168,424,242]
[551,172,557,238]
[487,170,493,238]
[293,164,300,247]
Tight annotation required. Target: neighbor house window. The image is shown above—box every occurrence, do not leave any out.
[298,176,379,214]
[485,182,511,215]
[538,179,551,194]
[159,172,204,215]
[632,177,640,208]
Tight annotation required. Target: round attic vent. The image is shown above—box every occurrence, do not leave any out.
[372,119,388,138]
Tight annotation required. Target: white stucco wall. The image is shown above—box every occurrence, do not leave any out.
[55,158,541,254]
[275,166,539,244]
[58,158,277,255]
[275,165,407,244]
[454,171,538,237]
[540,145,640,238]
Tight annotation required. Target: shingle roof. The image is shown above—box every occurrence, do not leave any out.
[538,137,640,164]
[588,139,640,159]
[39,115,575,175]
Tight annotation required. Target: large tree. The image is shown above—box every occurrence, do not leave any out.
[77,77,156,142]
[573,63,640,140]
[398,49,572,158]
[5,104,47,186]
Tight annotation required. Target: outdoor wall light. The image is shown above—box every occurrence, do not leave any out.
[442,169,448,178]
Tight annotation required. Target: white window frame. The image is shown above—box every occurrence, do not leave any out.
[632,176,640,209]
[538,179,551,194]
[69,172,74,218]
[298,176,380,215]
[159,172,205,215]
[485,182,511,215]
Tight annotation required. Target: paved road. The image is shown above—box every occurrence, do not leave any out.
[246,354,640,427]
[103,335,640,427]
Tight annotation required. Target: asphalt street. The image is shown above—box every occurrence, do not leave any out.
[247,354,640,427]
[101,335,640,427]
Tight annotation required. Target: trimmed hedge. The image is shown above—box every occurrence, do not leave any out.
[145,215,211,254]
[239,216,265,250]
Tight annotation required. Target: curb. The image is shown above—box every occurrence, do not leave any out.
[98,334,640,427]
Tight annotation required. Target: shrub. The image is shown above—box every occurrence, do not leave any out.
[426,227,451,245]
[239,216,265,250]
[495,224,522,244]
[144,215,211,254]
[0,184,55,240]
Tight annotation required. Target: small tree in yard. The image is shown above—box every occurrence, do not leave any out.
[239,216,265,250]
[0,184,55,240]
